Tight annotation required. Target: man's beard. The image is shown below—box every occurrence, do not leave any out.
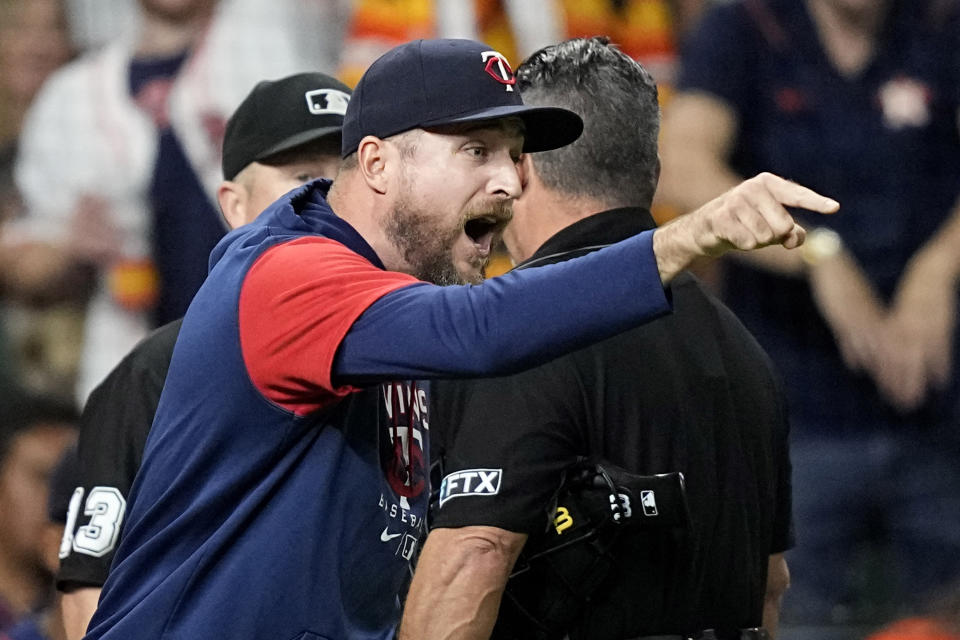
[384,197,509,286]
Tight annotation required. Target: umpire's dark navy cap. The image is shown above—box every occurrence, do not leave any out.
[340,39,583,157]
[222,72,352,180]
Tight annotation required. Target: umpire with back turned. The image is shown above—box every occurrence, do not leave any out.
[401,37,794,640]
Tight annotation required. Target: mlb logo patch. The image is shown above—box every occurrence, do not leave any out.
[305,89,350,115]
[439,468,502,506]
[641,490,658,516]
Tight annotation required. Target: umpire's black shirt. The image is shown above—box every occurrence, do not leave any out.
[430,208,793,639]
[58,318,182,591]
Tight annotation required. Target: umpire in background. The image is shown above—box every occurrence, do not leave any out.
[400,37,793,640]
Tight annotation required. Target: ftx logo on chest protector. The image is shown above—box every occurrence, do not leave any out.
[439,468,502,506]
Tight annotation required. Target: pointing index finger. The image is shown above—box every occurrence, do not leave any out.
[763,174,839,214]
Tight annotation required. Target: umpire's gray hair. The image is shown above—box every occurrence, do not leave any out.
[516,37,660,208]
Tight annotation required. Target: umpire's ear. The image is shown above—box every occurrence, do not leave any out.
[217,180,248,231]
[356,135,389,195]
[518,153,532,190]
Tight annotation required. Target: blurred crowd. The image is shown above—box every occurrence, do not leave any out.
[0,1,957,639]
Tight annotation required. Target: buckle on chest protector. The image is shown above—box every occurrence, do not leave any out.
[550,459,689,537]
[511,458,690,576]
[498,459,692,640]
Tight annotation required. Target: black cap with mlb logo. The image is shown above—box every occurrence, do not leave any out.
[222,72,352,180]
[340,39,583,157]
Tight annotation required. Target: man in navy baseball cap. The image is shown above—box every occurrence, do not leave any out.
[341,38,584,157]
[329,39,584,287]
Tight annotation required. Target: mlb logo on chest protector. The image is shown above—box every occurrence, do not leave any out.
[439,468,502,506]
[305,88,350,115]
[641,490,658,516]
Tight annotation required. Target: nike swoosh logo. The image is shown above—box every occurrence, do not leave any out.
[380,527,402,542]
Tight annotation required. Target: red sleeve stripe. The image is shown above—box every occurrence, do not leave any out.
[239,236,419,416]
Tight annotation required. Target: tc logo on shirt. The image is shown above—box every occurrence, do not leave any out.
[439,468,502,506]
[380,382,428,499]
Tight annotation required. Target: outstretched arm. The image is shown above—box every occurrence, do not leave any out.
[337,171,837,385]
[242,173,837,397]
[399,526,526,640]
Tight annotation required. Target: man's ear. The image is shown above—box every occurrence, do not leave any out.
[357,136,390,194]
[217,181,247,231]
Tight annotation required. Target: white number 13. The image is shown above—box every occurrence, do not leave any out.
[60,486,127,558]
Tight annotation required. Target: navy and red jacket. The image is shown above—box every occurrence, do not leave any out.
[84,180,669,640]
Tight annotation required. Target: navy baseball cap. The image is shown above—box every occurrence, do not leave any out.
[222,72,352,180]
[341,39,583,157]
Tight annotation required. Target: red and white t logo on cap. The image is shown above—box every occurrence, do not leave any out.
[481,51,516,92]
